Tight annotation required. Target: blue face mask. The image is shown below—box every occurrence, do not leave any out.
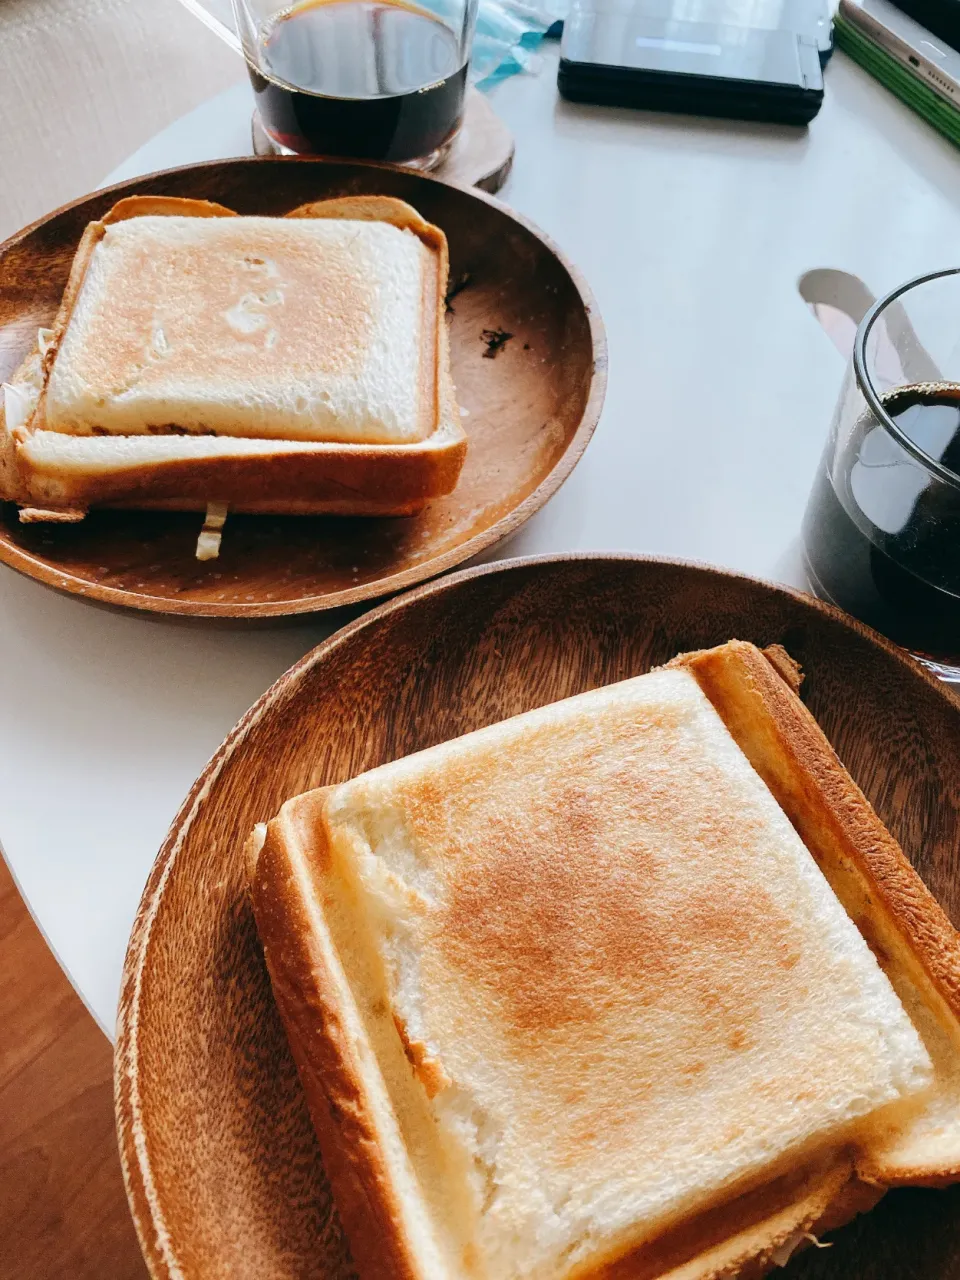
[471,0,568,86]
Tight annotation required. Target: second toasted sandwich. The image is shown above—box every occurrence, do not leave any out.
[0,194,466,550]
[248,640,960,1280]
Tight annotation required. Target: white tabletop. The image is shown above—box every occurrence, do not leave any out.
[4,45,960,1037]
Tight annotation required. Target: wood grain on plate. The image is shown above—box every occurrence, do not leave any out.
[115,554,960,1280]
[0,158,604,618]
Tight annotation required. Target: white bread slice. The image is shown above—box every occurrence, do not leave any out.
[44,214,435,445]
[247,642,960,1280]
[0,195,466,518]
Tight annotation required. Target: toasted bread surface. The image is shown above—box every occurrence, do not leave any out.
[42,215,436,444]
[250,816,879,1280]
[249,647,945,1280]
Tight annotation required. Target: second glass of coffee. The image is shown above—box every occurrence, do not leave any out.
[801,268,960,683]
[232,0,478,167]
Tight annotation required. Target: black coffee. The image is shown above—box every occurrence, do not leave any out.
[248,0,468,161]
[802,384,960,662]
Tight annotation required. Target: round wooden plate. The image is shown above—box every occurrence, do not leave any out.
[0,159,604,618]
[116,554,960,1280]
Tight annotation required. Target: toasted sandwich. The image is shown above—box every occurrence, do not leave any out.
[247,640,960,1279]
[0,194,466,556]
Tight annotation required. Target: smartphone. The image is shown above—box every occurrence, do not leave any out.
[550,0,834,64]
[840,0,960,103]
[558,0,825,124]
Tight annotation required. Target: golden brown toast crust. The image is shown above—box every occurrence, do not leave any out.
[247,641,960,1279]
[1,194,466,518]
[11,439,464,513]
[249,797,424,1280]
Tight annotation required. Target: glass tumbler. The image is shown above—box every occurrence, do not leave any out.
[801,267,960,683]
[231,0,478,166]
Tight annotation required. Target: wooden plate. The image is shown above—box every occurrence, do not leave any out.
[116,554,960,1280]
[0,159,604,618]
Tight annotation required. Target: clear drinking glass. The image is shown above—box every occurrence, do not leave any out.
[231,0,478,166]
[801,267,960,683]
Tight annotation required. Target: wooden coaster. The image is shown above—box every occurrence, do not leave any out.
[251,88,514,193]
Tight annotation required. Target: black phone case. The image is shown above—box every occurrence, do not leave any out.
[557,57,824,123]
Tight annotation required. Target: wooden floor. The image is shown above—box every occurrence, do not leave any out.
[0,854,147,1279]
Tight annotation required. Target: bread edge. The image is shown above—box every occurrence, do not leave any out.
[247,796,434,1280]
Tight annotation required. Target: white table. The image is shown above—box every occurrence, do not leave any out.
[4,45,960,1036]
